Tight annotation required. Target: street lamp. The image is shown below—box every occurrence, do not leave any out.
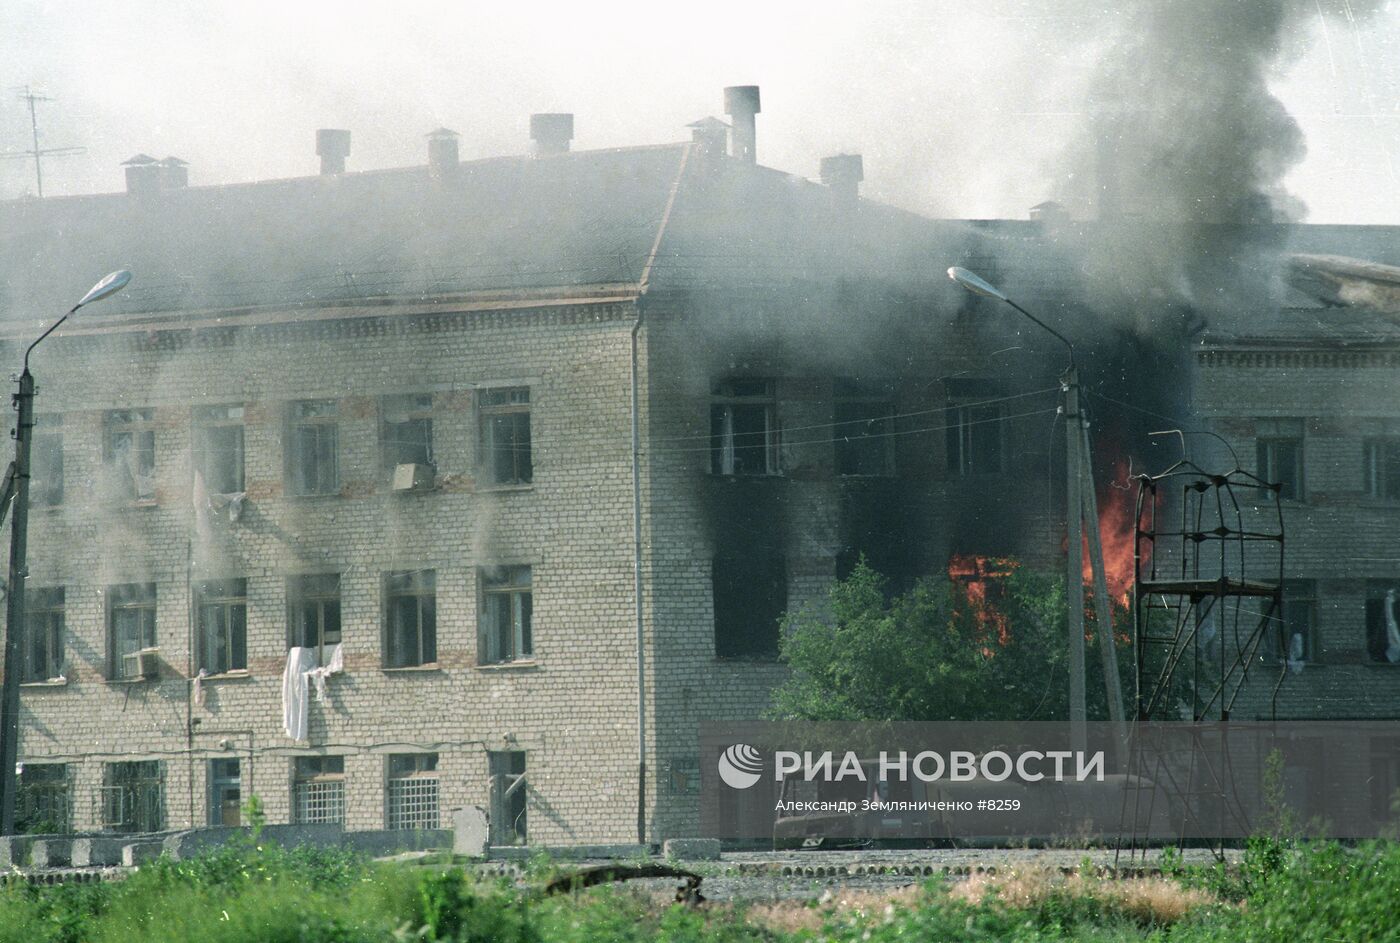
[946,267,1123,752]
[0,270,131,835]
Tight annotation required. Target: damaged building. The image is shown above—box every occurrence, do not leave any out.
[0,85,1397,845]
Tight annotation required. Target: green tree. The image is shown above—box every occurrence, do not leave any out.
[770,559,1132,722]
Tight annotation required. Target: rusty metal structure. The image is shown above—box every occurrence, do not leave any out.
[1118,455,1287,859]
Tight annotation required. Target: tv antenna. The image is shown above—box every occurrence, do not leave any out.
[1,86,85,198]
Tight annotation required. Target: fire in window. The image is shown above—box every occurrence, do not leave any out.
[479,566,532,664]
[208,758,241,826]
[17,763,70,834]
[25,587,65,683]
[489,751,527,845]
[385,570,436,668]
[383,394,434,467]
[288,574,342,663]
[288,400,339,496]
[833,378,896,477]
[1363,438,1400,500]
[945,383,1004,476]
[479,388,532,485]
[108,583,157,680]
[711,378,779,476]
[294,755,345,825]
[193,404,245,494]
[196,578,247,674]
[1365,582,1400,665]
[30,417,63,507]
[1256,418,1304,501]
[387,753,439,830]
[712,550,786,659]
[106,408,156,502]
[102,760,164,833]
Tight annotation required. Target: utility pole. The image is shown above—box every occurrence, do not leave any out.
[1,87,85,199]
[1062,368,1088,753]
[0,372,34,835]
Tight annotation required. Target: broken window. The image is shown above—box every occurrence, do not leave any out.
[101,760,164,833]
[712,550,786,658]
[193,404,245,494]
[479,387,532,485]
[387,753,439,829]
[1257,418,1304,501]
[108,582,157,680]
[382,393,434,467]
[1363,437,1400,500]
[479,566,532,664]
[1365,581,1400,664]
[288,399,339,496]
[17,763,70,834]
[385,570,436,668]
[488,751,527,845]
[288,573,342,663]
[293,755,345,825]
[946,383,1004,476]
[106,408,157,503]
[833,378,895,476]
[208,758,241,826]
[711,378,779,476]
[24,587,64,683]
[30,417,63,507]
[1276,580,1317,664]
[195,578,247,674]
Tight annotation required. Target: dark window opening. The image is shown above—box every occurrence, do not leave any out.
[713,550,786,658]
[106,408,156,503]
[946,400,1004,476]
[196,578,247,674]
[1366,581,1400,664]
[1257,419,1304,501]
[711,379,779,476]
[108,582,157,680]
[24,587,65,682]
[489,751,528,845]
[383,393,435,467]
[386,570,436,667]
[1364,437,1400,500]
[289,399,339,496]
[288,574,342,663]
[833,378,895,477]
[30,420,63,507]
[479,566,533,664]
[193,404,245,494]
[479,387,532,485]
[209,758,241,826]
[1276,580,1316,664]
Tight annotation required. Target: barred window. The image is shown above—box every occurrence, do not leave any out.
[25,588,65,682]
[387,753,439,830]
[288,399,339,496]
[479,566,532,665]
[108,583,157,680]
[106,408,157,503]
[100,761,164,833]
[288,574,342,663]
[479,387,532,485]
[17,763,70,834]
[294,755,345,825]
[196,578,247,674]
[383,394,435,467]
[385,570,436,668]
[193,404,245,494]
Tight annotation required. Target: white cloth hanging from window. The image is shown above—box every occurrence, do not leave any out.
[282,647,317,740]
[1385,591,1400,664]
[307,643,344,702]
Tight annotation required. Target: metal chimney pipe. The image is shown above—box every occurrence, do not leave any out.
[723,86,760,163]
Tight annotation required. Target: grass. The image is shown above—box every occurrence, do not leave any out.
[1,837,1397,941]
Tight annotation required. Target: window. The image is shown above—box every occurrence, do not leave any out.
[288,399,339,495]
[1365,582,1400,664]
[288,574,342,663]
[1364,438,1400,500]
[101,760,164,833]
[108,583,157,680]
[196,578,247,674]
[479,566,532,665]
[193,404,245,494]
[479,387,532,485]
[488,751,527,845]
[1369,736,1400,821]
[17,763,70,834]
[24,588,64,683]
[387,753,439,829]
[833,378,895,476]
[1257,418,1304,501]
[208,758,241,826]
[946,381,1004,476]
[30,417,63,507]
[385,570,436,667]
[712,550,786,658]
[106,408,156,503]
[383,394,434,467]
[1276,580,1317,664]
[293,755,345,825]
[711,378,779,476]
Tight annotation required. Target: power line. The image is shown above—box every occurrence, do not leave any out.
[0,86,85,199]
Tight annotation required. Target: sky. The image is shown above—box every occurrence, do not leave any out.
[1,1,1397,223]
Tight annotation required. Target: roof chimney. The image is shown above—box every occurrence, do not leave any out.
[1029,200,1068,226]
[529,113,573,157]
[159,156,188,189]
[427,128,459,178]
[819,153,863,207]
[687,117,729,158]
[723,85,760,163]
[316,129,351,175]
[122,154,161,197]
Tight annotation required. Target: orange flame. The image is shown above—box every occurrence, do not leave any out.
[1082,461,1138,608]
[948,554,1018,647]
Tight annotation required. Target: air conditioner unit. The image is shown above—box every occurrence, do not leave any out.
[391,463,434,492]
[122,648,160,681]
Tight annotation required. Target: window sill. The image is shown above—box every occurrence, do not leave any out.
[21,677,68,688]
[708,473,785,481]
[381,664,443,674]
[288,491,344,500]
[475,660,539,672]
[105,676,154,685]
[714,655,782,665]
[200,670,252,681]
[475,482,534,494]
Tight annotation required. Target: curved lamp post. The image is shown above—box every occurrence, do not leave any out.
[946,267,1124,753]
[0,270,131,835]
